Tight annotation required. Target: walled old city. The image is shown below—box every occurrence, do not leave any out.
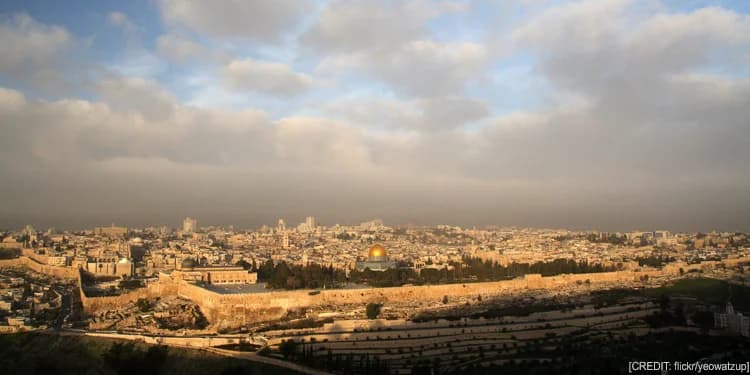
[1,219,749,374]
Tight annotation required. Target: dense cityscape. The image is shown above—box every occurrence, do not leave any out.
[1,218,749,373]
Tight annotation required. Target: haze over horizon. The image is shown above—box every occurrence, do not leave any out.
[1,0,749,232]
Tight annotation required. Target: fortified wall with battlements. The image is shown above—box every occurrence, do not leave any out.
[3,254,750,331]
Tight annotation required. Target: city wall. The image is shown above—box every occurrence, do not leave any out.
[0,256,79,279]
[78,281,179,314]
[5,254,750,331]
[170,269,661,329]
[0,255,661,329]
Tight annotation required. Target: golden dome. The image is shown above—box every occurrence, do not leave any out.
[368,244,387,258]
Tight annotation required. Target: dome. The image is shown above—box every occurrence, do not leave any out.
[118,257,131,264]
[368,244,387,260]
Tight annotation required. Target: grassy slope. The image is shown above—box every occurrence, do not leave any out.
[646,277,750,311]
[0,333,301,375]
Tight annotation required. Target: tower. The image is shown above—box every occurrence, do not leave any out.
[282,232,289,249]
[183,217,197,233]
[305,216,315,230]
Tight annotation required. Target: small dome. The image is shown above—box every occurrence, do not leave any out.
[118,257,131,264]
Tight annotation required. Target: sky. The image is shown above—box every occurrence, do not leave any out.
[0,0,749,232]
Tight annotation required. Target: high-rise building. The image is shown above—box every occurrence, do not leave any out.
[305,216,316,230]
[183,217,198,233]
[277,219,286,232]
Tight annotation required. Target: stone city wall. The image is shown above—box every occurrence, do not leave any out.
[0,256,672,330]
[0,256,79,279]
[78,281,179,315]
[171,269,660,329]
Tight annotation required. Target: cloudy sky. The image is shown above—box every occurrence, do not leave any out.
[0,0,749,232]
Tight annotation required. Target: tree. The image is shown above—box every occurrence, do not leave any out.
[659,294,670,312]
[136,298,151,312]
[692,311,714,332]
[279,339,298,359]
[366,303,382,319]
[142,346,168,375]
[104,342,168,375]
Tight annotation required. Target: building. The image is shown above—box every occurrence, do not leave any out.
[0,237,22,249]
[281,233,290,249]
[183,217,198,233]
[47,256,68,267]
[715,301,750,337]
[94,225,128,238]
[306,216,316,230]
[355,244,397,272]
[84,257,134,278]
[172,262,258,285]
[297,216,317,233]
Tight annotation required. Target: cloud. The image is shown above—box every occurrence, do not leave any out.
[223,58,315,96]
[0,13,70,73]
[316,40,487,97]
[156,34,223,63]
[107,11,138,34]
[322,96,489,131]
[158,0,313,42]
[303,0,459,53]
[513,1,750,95]
[97,77,177,121]
[1,2,750,231]
[307,1,486,97]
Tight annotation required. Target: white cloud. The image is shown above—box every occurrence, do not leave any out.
[306,1,486,97]
[322,95,488,131]
[303,0,458,53]
[0,87,26,112]
[97,77,177,121]
[156,34,221,63]
[223,58,315,96]
[0,13,70,72]
[513,0,750,95]
[158,0,313,42]
[107,11,138,34]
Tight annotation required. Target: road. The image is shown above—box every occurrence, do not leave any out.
[202,347,332,375]
[46,329,332,375]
